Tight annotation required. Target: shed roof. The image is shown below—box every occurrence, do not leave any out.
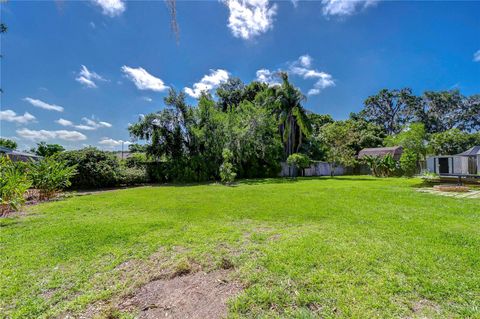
[358,146,403,159]
[457,146,480,156]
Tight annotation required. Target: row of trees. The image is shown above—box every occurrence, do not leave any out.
[2,74,478,184]
[128,73,479,181]
[359,88,479,135]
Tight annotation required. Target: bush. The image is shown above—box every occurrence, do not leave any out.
[0,157,31,215]
[287,153,311,177]
[219,149,236,184]
[363,154,399,177]
[56,147,121,189]
[27,157,77,199]
[399,149,418,177]
[125,152,147,168]
[118,167,148,185]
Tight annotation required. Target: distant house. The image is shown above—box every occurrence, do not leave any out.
[427,146,480,175]
[0,146,41,162]
[358,146,403,161]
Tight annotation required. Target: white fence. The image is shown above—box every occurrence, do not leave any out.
[280,161,346,177]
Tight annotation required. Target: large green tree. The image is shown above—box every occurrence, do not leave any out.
[429,129,480,155]
[264,72,312,158]
[413,90,465,133]
[31,142,65,157]
[361,88,419,135]
[385,123,428,160]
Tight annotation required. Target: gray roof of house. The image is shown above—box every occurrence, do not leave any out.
[457,146,480,156]
[358,146,403,159]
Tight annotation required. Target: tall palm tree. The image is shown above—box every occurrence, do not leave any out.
[266,72,312,158]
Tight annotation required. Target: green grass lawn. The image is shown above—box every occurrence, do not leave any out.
[1,177,479,318]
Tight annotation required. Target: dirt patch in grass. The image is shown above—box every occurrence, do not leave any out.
[117,269,241,319]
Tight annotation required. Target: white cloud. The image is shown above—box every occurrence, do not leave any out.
[255,69,279,85]
[76,65,106,88]
[298,55,312,68]
[17,128,87,141]
[121,66,169,92]
[141,97,153,102]
[23,97,64,112]
[98,137,132,147]
[91,0,125,17]
[289,55,335,95]
[184,69,230,98]
[56,118,74,127]
[0,110,36,124]
[56,117,112,130]
[321,0,378,17]
[474,50,480,62]
[225,0,277,40]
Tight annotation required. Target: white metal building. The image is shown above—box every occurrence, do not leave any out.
[427,146,480,175]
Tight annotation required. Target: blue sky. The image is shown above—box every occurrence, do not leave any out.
[1,0,479,150]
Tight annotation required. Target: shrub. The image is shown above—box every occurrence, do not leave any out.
[220,148,236,184]
[400,149,418,177]
[27,157,77,200]
[56,147,121,189]
[125,152,147,168]
[287,153,311,177]
[363,154,399,177]
[0,157,31,215]
[118,166,148,185]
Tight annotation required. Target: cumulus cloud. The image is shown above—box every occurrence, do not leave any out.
[225,0,277,40]
[91,0,125,17]
[184,69,229,98]
[17,128,87,141]
[141,97,153,102]
[474,50,480,62]
[121,66,169,92]
[321,0,378,17]
[56,117,112,130]
[289,55,335,95]
[0,110,36,124]
[23,97,64,112]
[255,69,279,85]
[98,137,132,147]
[76,65,107,88]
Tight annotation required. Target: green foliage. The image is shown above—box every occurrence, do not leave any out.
[56,147,121,188]
[361,88,419,135]
[128,143,147,153]
[429,129,480,155]
[117,167,148,186]
[420,171,439,183]
[27,157,77,199]
[362,154,399,177]
[219,148,236,184]
[320,122,357,175]
[0,138,17,150]
[0,157,31,215]
[125,152,147,168]
[31,142,65,157]
[399,149,418,177]
[286,153,310,177]
[385,123,427,160]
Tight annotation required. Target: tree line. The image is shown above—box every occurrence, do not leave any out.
[2,72,478,183]
[127,73,479,182]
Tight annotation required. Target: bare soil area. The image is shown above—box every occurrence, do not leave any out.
[117,269,242,319]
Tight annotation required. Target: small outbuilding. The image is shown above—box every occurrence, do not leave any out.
[426,146,480,175]
[358,146,403,160]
